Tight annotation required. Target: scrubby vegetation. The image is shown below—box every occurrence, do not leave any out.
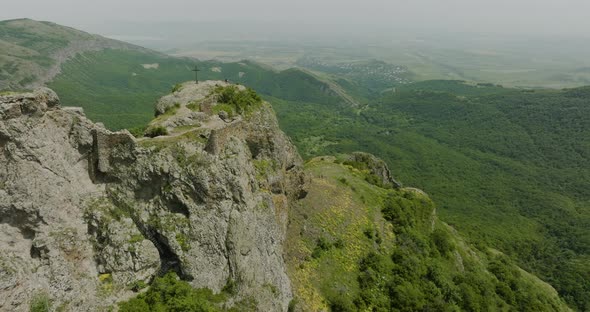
[118,272,225,312]
[144,126,168,138]
[29,293,51,312]
[171,83,183,93]
[351,201,567,311]
[156,103,180,117]
[0,90,21,96]
[127,125,147,138]
[286,158,569,311]
[118,272,259,312]
[213,85,262,116]
[186,101,200,111]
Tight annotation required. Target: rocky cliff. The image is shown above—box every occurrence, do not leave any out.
[0,81,306,311]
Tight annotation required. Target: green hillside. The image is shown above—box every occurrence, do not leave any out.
[0,19,141,90]
[274,80,590,310]
[47,49,343,129]
[1,19,344,129]
[285,156,569,311]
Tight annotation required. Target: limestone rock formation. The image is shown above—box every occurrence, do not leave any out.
[347,152,402,188]
[0,82,306,311]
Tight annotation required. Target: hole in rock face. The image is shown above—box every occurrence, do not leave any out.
[30,243,49,260]
[246,140,262,159]
[0,136,7,149]
[0,208,41,240]
[134,179,163,202]
[20,227,36,240]
[165,197,190,218]
[148,228,193,281]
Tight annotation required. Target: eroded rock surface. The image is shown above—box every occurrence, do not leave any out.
[0,82,306,311]
[347,152,402,188]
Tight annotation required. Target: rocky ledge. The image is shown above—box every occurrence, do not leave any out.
[0,82,306,311]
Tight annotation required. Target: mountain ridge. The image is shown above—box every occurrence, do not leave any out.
[0,18,161,90]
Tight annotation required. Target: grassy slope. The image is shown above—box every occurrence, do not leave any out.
[286,157,395,311]
[1,19,343,129]
[47,49,191,129]
[286,157,569,311]
[275,81,590,310]
[0,19,105,89]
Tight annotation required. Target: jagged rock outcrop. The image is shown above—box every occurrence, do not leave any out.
[346,152,402,188]
[0,82,306,311]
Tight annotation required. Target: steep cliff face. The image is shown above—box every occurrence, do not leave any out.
[0,82,306,311]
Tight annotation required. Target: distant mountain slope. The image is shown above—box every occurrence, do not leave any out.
[0,18,151,90]
[1,19,346,129]
[47,50,344,129]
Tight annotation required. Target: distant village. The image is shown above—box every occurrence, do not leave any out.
[297,58,411,85]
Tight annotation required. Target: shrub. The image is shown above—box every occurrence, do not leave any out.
[155,102,180,117]
[364,173,384,188]
[145,126,168,138]
[222,278,238,295]
[176,233,190,252]
[288,298,298,312]
[29,293,51,312]
[342,160,369,171]
[119,272,223,312]
[363,228,374,239]
[127,126,147,138]
[213,85,262,115]
[381,195,413,231]
[311,237,333,259]
[171,83,183,93]
[327,294,356,312]
[212,103,235,119]
[187,101,200,111]
[334,238,345,249]
[431,228,454,255]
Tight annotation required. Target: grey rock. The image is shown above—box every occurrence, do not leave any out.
[218,110,229,121]
[0,83,306,311]
[62,106,85,116]
[347,151,402,188]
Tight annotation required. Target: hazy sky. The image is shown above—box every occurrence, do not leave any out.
[3,0,590,38]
